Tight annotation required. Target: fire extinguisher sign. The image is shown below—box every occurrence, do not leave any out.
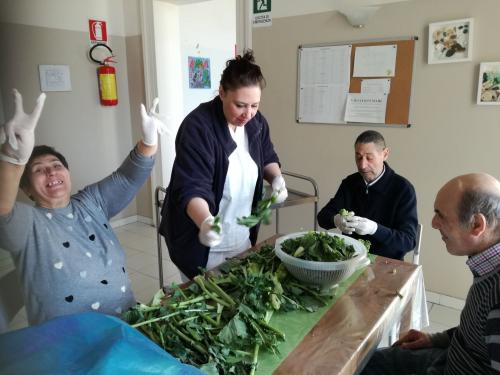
[88,19,108,44]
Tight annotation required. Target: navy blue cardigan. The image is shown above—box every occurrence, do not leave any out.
[317,163,417,260]
[159,97,280,278]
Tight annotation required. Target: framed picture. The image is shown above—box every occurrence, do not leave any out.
[188,56,211,89]
[477,62,500,105]
[428,18,473,64]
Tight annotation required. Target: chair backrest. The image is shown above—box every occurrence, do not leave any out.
[412,223,423,265]
[0,269,24,333]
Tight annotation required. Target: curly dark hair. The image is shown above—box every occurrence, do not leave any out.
[219,49,266,91]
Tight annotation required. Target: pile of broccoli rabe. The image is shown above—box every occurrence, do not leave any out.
[123,244,336,375]
[123,208,370,374]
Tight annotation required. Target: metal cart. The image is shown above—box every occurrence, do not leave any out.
[154,170,319,288]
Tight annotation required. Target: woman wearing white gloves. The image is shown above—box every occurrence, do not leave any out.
[0,89,166,325]
[160,50,287,280]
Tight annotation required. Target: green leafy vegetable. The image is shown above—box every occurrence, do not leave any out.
[237,194,277,228]
[122,244,336,374]
[211,215,221,234]
[358,239,371,252]
[281,231,358,262]
[339,208,350,217]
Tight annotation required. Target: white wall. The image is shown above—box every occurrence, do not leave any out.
[253,0,500,299]
[0,0,140,36]
[178,0,236,114]
[153,1,183,189]
[269,0,411,19]
[153,0,235,188]
[0,0,146,220]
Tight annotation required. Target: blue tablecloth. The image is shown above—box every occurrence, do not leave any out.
[0,312,202,375]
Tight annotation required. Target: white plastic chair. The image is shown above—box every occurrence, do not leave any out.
[412,223,423,265]
[0,269,24,333]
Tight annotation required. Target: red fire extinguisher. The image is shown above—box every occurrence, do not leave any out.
[89,43,118,106]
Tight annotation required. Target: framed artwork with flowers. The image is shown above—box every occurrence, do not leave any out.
[428,18,473,64]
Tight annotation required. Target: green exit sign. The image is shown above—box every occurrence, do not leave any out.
[254,0,271,14]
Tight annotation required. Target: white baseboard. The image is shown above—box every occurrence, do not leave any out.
[110,215,139,228]
[137,215,154,225]
[426,290,465,310]
[110,215,154,229]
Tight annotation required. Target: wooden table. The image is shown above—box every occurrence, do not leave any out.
[253,236,426,375]
[160,235,426,374]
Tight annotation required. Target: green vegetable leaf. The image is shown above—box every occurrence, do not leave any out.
[211,215,222,234]
[281,231,358,262]
[218,314,249,345]
[339,208,350,217]
[122,243,334,373]
[237,194,277,228]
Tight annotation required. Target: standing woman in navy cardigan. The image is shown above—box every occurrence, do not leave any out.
[160,50,287,280]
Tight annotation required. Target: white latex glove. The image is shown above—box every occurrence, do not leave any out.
[271,175,288,204]
[347,216,378,235]
[198,215,222,247]
[0,89,46,165]
[334,212,355,234]
[140,97,168,146]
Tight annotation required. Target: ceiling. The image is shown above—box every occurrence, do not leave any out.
[156,0,413,21]
[270,0,412,19]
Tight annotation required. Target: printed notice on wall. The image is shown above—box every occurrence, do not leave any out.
[361,79,391,94]
[39,65,72,92]
[253,0,272,27]
[298,44,351,124]
[344,93,387,123]
[353,45,397,77]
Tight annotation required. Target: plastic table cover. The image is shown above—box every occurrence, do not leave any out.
[264,255,428,374]
[0,312,202,375]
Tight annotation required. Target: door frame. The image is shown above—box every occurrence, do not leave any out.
[139,0,252,225]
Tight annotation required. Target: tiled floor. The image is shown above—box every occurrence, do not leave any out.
[5,221,459,335]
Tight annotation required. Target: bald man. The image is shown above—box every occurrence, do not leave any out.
[361,173,500,375]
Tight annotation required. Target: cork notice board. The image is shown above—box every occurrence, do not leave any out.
[296,37,417,127]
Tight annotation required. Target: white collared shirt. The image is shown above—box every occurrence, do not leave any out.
[365,164,386,188]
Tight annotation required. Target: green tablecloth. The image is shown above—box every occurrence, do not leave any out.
[256,254,375,374]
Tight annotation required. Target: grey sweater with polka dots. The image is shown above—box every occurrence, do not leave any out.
[0,148,155,325]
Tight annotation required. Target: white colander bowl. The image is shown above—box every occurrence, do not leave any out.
[275,231,370,288]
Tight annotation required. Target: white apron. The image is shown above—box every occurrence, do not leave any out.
[207,126,258,269]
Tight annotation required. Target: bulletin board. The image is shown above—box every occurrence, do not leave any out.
[296,37,417,127]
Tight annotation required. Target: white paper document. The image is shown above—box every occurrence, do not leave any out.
[299,85,349,124]
[39,65,72,92]
[298,45,351,123]
[361,79,391,94]
[353,45,397,77]
[344,93,388,123]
